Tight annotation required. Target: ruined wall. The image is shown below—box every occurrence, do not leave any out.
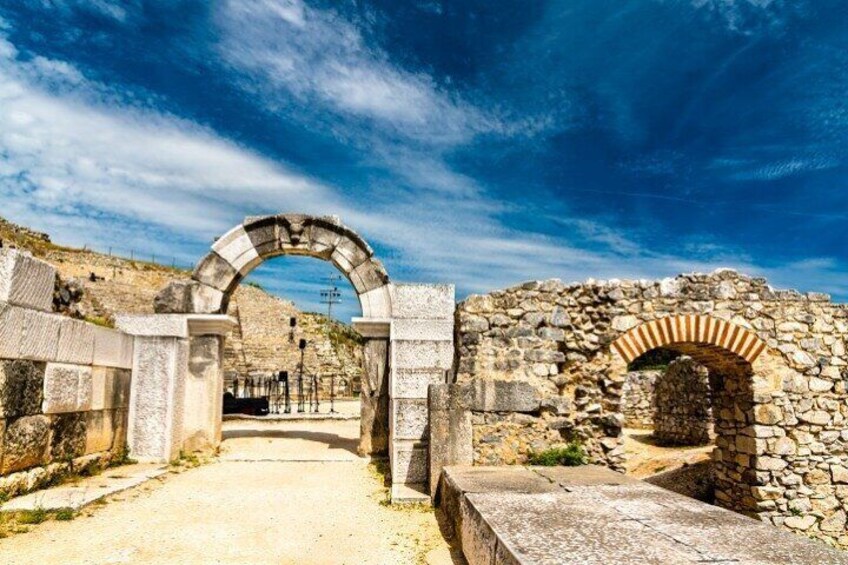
[455,270,848,546]
[621,370,658,428]
[0,249,133,498]
[654,357,714,445]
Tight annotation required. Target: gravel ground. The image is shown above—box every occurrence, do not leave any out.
[1,419,463,565]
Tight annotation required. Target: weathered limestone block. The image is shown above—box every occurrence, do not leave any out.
[393,340,454,370]
[19,309,61,361]
[392,442,428,484]
[392,369,446,399]
[392,399,429,440]
[391,319,454,342]
[0,303,24,359]
[183,335,223,452]
[84,409,116,454]
[1,415,49,474]
[127,336,188,461]
[49,412,87,460]
[349,261,388,295]
[0,360,45,418]
[0,248,55,312]
[115,314,189,338]
[330,237,370,274]
[212,225,260,275]
[429,384,473,499]
[243,216,280,256]
[56,318,95,365]
[90,366,130,411]
[392,284,455,320]
[154,281,225,314]
[357,285,392,319]
[42,363,92,414]
[92,327,134,369]
[192,252,238,293]
[359,339,389,456]
[470,380,540,413]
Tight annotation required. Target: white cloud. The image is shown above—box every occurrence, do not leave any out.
[214,0,499,146]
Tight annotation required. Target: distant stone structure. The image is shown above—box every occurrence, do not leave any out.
[621,370,658,429]
[653,356,714,446]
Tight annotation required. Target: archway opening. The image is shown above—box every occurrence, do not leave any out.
[612,316,774,518]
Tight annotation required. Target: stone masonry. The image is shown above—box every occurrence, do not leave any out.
[0,248,133,499]
[653,356,714,446]
[621,370,658,429]
[454,270,848,547]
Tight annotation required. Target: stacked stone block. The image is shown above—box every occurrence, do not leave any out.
[653,357,714,445]
[455,270,848,547]
[389,284,454,501]
[0,248,133,498]
[621,370,659,429]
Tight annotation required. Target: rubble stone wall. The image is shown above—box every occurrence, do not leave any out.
[654,357,714,445]
[0,249,133,498]
[621,370,659,428]
[455,270,848,547]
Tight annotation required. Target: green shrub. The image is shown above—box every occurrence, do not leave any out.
[17,508,48,525]
[55,508,75,521]
[527,443,586,467]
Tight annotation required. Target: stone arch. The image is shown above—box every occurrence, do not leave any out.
[154,214,392,319]
[608,314,785,519]
[611,314,767,367]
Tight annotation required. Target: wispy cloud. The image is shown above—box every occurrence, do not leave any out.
[215,0,499,146]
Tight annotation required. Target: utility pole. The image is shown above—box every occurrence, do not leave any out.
[319,274,342,320]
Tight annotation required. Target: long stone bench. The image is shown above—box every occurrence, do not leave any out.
[438,465,848,565]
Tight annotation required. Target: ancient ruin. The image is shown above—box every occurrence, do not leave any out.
[3,214,848,560]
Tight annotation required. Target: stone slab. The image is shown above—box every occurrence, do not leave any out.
[393,340,454,371]
[392,368,446,399]
[391,398,429,440]
[0,359,45,418]
[42,363,93,414]
[441,465,848,565]
[444,466,560,495]
[392,284,455,320]
[391,482,430,504]
[469,379,540,413]
[391,443,428,484]
[0,248,55,312]
[19,309,61,362]
[49,412,87,460]
[115,314,189,338]
[390,319,454,342]
[1,415,49,474]
[0,303,24,359]
[56,318,96,365]
[0,464,167,511]
[92,327,134,369]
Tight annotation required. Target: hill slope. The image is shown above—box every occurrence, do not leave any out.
[0,216,363,390]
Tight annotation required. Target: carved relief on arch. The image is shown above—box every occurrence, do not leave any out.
[154,213,391,317]
[610,314,767,365]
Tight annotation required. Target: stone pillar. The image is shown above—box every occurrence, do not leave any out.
[359,337,390,456]
[183,334,225,452]
[116,314,234,462]
[389,284,455,502]
[428,383,473,500]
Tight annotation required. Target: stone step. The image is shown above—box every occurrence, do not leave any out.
[0,463,166,512]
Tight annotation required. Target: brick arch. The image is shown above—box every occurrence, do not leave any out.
[154,213,392,318]
[610,314,767,366]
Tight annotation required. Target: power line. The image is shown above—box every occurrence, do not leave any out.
[319,274,342,320]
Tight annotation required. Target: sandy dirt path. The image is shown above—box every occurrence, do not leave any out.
[1,419,462,565]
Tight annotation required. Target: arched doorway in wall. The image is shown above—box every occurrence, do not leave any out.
[610,315,782,519]
[155,214,393,457]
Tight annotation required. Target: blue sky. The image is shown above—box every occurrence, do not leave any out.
[0,0,845,321]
